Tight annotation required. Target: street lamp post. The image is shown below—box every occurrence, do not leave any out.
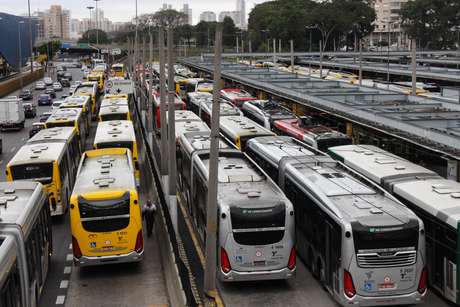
[27,0,34,73]
[261,29,269,53]
[18,21,25,89]
[305,25,316,53]
[87,6,94,44]
[94,0,101,58]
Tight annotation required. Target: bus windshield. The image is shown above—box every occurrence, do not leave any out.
[10,163,53,184]
[231,204,285,245]
[78,192,130,232]
[100,113,128,121]
[352,219,419,254]
[47,121,74,128]
[96,141,133,151]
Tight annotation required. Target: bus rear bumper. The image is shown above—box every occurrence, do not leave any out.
[343,291,425,306]
[219,267,295,282]
[75,250,144,267]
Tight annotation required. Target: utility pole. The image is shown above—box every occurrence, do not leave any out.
[148,32,153,135]
[204,21,223,297]
[142,35,146,66]
[18,21,24,89]
[159,27,167,175]
[319,40,323,78]
[27,0,34,73]
[94,0,101,57]
[411,38,417,96]
[359,40,363,86]
[278,39,281,54]
[167,27,177,232]
[290,40,294,73]
[272,38,276,67]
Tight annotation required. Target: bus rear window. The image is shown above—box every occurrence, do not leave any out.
[231,204,285,229]
[10,163,53,184]
[78,192,130,232]
[352,219,419,254]
[100,113,128,121]
[233,230,285,245]
[47,121,73,128]
[96,141,133,151]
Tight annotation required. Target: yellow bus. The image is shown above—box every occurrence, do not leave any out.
[45,108,87,149]
[87,73,104,91]
[70,148,143,266]
[59,95,92,132]
[5,142,75,216]
[74,81,98,117]
[98,96,131,121]
[112,63,126,78]
[93,120,140,183]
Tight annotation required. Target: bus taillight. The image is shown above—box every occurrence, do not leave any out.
[220,247,231,273]
[343,270,356,298]
[72,236,82,259]
[418,267,428,294]
[135,230,144,253]
[287,247,296,270]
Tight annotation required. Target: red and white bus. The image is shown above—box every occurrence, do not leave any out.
[152,90,186,129]
[220,88,257,108]
[273,116,352,151]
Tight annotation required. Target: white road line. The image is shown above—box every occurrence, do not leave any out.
[21,137,25,141]
[10,147,16,152]
[66,254,73,261]
[68,243,72,249]
[55,295,65,305]
[63,266,72,274]
[0,160,3,164]
[59,280,69,289]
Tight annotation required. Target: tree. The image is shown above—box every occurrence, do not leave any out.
[222,16,237,47]
[401,0,460,49]
[151,9,186,28]
[35,40,61,60]
[78,29,111,44]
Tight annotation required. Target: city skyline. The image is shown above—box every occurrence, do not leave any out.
[2,0,268,24]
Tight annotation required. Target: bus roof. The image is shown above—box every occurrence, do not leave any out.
[72,148,135,196]
[62,95,91,106]
[27,127,77,145]
[393,178,460,229]
[195,152,287,208]
[201,100,242,117]
[175,120,210,140]
[94,121,136,145]
[168,110,201,123]
[179,132,229,157]
[328,145,439,184]
[100,98,128,108]
[247,136,319,163]
[219,116,275,139]
[0,181,46,237]
[8,142,66,165]
[220,88,256,102]
[99,104,130,117]
[47,108,82,123]
[112,63,124,68]
[187,92,212,105]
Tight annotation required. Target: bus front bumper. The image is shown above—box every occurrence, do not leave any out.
[219,267,295,282]
[343,290,425,306]
[75,250,144,267]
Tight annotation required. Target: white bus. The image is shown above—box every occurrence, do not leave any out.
[0,181,52,307]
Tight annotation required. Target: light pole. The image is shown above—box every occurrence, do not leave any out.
[386,21,393,86]
[261,29,269,53]
[134,0,138,68]
[94,0,101,57]
[87,6,94,44]
[27,0,34,73]
[18,21,25,89]
[305,25,316,53]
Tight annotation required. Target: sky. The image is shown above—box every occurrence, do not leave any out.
[2,0,270,24]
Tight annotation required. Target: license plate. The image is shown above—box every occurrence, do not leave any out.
[253,260,266,266]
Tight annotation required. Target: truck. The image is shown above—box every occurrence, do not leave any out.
[0,96,25,131]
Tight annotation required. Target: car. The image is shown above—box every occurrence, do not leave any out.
[60,78,70,87]
[56,65,67,72]
[61,94,69,99]
[19,89,33,100]
[38,94,52,106]
[39,112,52,122]
[29,122,45,138]
[69,85,77,95]
[44,88,56,98]
[74,80,82,86]
[64,72,72,81]
[57,70,65,80]
[23,102,37,118]
[35,82,46,90]
[52,100,64,110]
[44,77,53,86]
[53,82,63,91]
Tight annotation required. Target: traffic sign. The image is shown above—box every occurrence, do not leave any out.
[111,48,121,55]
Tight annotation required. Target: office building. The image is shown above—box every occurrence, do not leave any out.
[200,11,216,23]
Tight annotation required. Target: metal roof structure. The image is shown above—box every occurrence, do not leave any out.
[182,57,460,160]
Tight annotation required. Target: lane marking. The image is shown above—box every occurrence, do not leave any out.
[68,243,72,250]
[10,147,16,153]
[59,280,69,289]
[0,160,3,164]
[55,295,65,305]
[66,254,73,261]
[63,266,72,274]
[21,137,25,141]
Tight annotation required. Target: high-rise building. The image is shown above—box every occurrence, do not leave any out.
[182,4,193,25]
[236,0,246,29]
[371,0,410,48]
[200,11,217,23]
[42,5,70,40]
[162,3,172,10]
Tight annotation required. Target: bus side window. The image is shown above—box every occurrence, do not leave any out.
[59,154,70,185]
[0,262,22,307]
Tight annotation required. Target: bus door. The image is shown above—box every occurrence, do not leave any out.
[325,220,341,294]
[444,258,457,302]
